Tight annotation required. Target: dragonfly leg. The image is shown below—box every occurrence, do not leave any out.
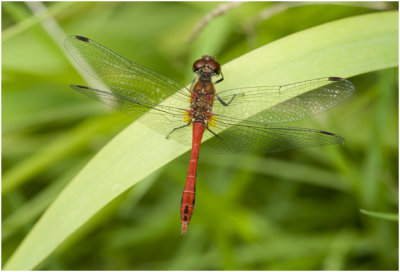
[206,126,222,140]
[166,122,191,139]
[214,72,224,84]
[188,78,196,92]
[216,93,237,106]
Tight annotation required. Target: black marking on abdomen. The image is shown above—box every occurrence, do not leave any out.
[184,205,189,214]
[183,215,188,221]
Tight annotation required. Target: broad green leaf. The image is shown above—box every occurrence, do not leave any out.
[4,11,398,270]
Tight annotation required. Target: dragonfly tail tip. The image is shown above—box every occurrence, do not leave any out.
[181,223,188,235]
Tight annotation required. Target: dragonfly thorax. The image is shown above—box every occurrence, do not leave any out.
[192,81,215,94]
[189,79,215,123]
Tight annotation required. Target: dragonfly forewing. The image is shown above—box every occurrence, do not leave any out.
[65,36,190,106]
[214,77,354,124]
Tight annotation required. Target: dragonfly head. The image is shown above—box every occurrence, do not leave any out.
[193,55,221,76]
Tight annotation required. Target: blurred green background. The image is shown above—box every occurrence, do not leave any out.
[2,1,398,270]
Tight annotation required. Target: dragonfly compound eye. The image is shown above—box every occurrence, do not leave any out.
[207,59,221,75]
[193,59,207,73]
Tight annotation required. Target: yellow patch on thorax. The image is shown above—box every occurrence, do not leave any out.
[207,114,217,127]
[183,111,192,123]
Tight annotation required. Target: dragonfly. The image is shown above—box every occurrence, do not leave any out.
[65,35,354,234]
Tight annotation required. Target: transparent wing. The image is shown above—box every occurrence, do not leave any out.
[71,85,344,153]
[64,35,190,105]
[71,85,194,145]
[214,77,354,124]
[203,116,344,154]
[66,36,351,153]
[71,84,346,153]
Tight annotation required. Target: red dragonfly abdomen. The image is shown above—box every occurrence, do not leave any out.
[181,121,205,234]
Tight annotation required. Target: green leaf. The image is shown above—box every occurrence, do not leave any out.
[360,209,398,221]
[4,11,398,270]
